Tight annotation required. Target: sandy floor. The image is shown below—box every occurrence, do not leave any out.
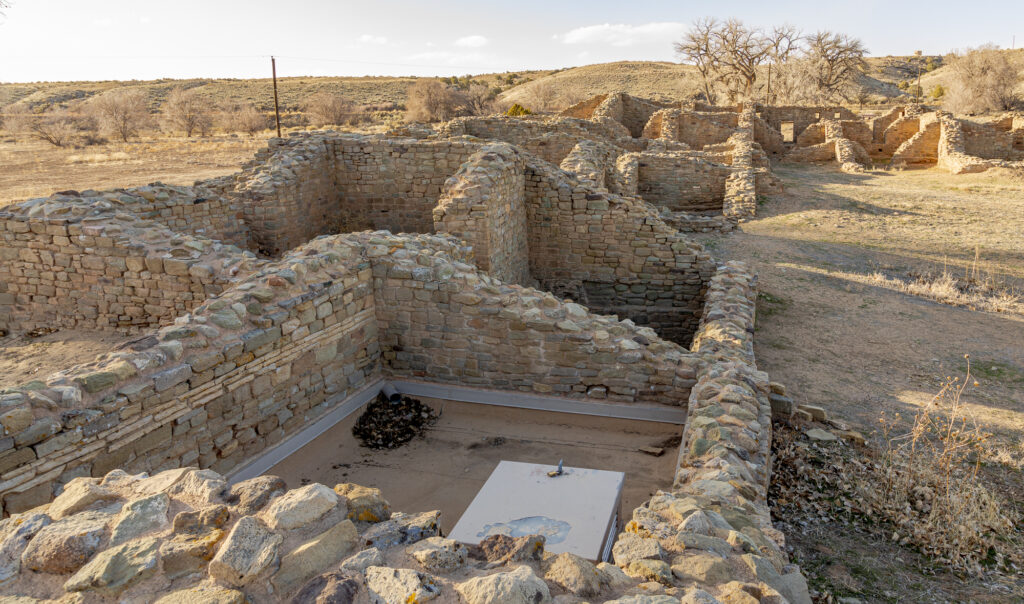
[0,329,129,388]
[268,398,682,534]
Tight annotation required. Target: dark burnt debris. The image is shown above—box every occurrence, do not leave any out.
[352,392,438,449]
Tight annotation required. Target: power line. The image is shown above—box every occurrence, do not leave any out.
[4,53,488,72]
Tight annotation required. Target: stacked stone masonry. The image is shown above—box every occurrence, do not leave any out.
[0,93,839,603]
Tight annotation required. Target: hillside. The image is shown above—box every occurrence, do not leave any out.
[500,61,702,106]
[0,70,555,112]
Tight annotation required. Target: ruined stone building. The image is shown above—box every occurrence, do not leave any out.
[8,91,1003,603]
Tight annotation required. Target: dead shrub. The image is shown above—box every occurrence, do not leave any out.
[219,103,267,136]
[88,89,150,142]
[404,80,466,123]
[943,46,1021,114]
[303,92,360,127]
[3,106,80,147]
[862,356,1016,574]
[162,86,212,137]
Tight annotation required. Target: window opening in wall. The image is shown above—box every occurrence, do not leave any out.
[814,112,820,119]
[834,112,841,119]
[781,121,795,143]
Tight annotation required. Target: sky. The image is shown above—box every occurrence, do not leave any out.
[1,0,1021,83]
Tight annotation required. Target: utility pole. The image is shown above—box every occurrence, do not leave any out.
[766,63,772,105]
[271,56,282,138]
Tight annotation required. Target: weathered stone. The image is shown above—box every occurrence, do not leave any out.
[21,511,110,574]
[596,561,633,588]
[291,570,360,604]
[624,559,672,584]
[208,516,283,586]
[0,513,50,586]
[612,533,664,565]
[544,552,601,597]
[455,565,551,604]
[109,493,169,545]
[365,566,441,604]
[804,428,838,442]
[271,519,358,595]
[334,483,390,522]
[48,477,118,519]
[671,552,733,584]
[153,584,246,604]
[64,536,160,596]
[339,547,383,572]
[226,475,286,515]
[263,483,338,531]
[160,529,225,579]
[406,536,467,573]
[166,469,228,506]
[173,504,230,534]
[474,533,545,563]
[604,596,681,604]
[360,510,439,548]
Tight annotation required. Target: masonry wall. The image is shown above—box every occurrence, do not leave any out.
[523,159,715,345]
[0,240,381,514]
[236,136,338,255]
[636,153,730,212]
[332,137,477,235]
[891,114,940,165]
[961,120,1021,159]
[0,212,252,333]
[433,145,531,286]
[759,105,856,140]
[374,235,699,402]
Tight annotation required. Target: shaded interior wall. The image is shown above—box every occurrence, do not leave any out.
[237,137,339,256]
[620,95,675,138]
[560,93,609,119]
[962,121,1021,159]
[676,112,738,149]
[882,116,921,156]
[840,120,873,147]
[373,234,700,403]
[796,123,825,146]
[891,116,941,164]
[0,213,250,333]
[523,160,714,345]
[332,138,477,234]
[433,145,531,286]
[636,154,730,212]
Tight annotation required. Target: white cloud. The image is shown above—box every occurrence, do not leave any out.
[454,35,489,48]
[558,22,685,47]
[359,34,388,45]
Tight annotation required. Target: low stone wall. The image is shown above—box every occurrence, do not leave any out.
[938,112,1024,174]
[962,119,1023,159]
[891,113,941,165]
[758,105,856,140]
[0,203,256,334]
[433,144,531,286]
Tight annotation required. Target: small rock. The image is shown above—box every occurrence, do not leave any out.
[365,566,441,604]
[271,519,358,594]
[544,552,600,597]
[612,533,663,565]
[173,505,230,534]
[21,511,110,574]
[596,561,633,588]
[0,513,50,586]
[225,475,286,515]
[291,570,360,604]
[48,478,118,519]
[263,484,338,531]
[109,493,169,545]
[455,565,551,604]
[160,529,225,579]
[153,584,246,604]
[334,483,390,522]
[799,405,827,421]
[804,428,838,442]
[208,516,283,586]
[63,536,160,596]
[624,559,672,584]
[406,536,467,573]
[339,547,383,573]
[639,446,665,457]
[671,552,732,584]
[361,511,439,548]
[604,596,681,604]
[166,469,228,506]
[473,533,545,564]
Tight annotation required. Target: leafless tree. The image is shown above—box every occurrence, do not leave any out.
[524,81,559,111]
[462,84,498,115]
[674,17,722,103]
[943,46,1020,113]
[713,19,772,100]
[220,102,267,136]
[804,31,868,102]
[89,89,149,142]
[404,80,465,123]
[303,92,356,127]
[4,106,79,147]
[162,87,212,137]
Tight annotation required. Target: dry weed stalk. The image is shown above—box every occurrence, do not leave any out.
[867,355,1014,574]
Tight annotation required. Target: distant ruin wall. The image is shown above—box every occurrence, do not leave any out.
[0,210,253,334]
[637,154,730,212]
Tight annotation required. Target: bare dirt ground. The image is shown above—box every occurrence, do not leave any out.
[0,136,267,205]
[0,329,130,387]
[699,164,1024,602]
[269,398,682,535]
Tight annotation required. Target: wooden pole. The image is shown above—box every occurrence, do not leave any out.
[271,56,282,138]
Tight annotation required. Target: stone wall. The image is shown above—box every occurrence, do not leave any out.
[636,153,731,212]
[0,204,255,334]
[938,112,1024,174]
[433,144,531,286]
[758,105,857,140]
[961,119,1022,159]
[523,159,716,345]
[891,113,941,165]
